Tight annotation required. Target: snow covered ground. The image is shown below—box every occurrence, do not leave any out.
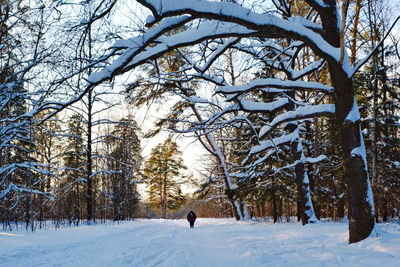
[0,218,399,267]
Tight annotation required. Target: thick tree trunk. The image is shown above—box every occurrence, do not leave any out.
[316,0,375,243]
[330,67,375,243]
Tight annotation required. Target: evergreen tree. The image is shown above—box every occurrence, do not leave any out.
[108,116,142,221]
[144,138,186,218]
[60,114,86,225]
[34,110,63,226]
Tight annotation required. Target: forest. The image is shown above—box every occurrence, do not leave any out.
[0,0,399,245]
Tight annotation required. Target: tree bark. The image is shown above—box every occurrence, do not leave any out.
[330,67,375,243]
[317,1,375,243]
[313,118,321,219]
[286,90,317,225]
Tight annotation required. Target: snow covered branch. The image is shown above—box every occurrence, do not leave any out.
[259,104,335,138]
[216,78,333,96]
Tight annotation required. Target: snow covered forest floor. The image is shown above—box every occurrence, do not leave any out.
[0,218,399,267]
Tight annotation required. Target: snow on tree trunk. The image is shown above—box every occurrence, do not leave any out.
[186,96,246,221]
[292,131,318,225]
[241,200,251,220]
[337,97,374,243]
[286,77,317,225]
[315,0,375,243]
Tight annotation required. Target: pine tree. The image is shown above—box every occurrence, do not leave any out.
[60,114,86,225]
[108,116,142,221]
[144,138,186,218]
[34,110,63,226]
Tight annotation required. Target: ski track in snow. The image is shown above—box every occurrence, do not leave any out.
[0,218,399,267]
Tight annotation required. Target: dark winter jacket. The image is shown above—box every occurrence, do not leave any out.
[186,211,197,223]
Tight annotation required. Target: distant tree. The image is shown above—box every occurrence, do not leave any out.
[42,0,122,223]
[0,1,34,228]
[0,0,76,229]
[34,110,63,227]
[71,0,119,223]
[358,1,400,221]
[144,138,186,218]
[59,114,86,225]
[107,115,142,221]
[125,40,250,221]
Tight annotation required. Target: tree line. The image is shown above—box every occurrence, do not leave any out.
[0,0,399,244]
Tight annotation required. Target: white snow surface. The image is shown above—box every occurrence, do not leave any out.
[1,218,399,267]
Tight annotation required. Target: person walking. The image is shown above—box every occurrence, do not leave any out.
[186,210,197,228]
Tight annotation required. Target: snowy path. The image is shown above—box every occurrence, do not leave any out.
[1,218,399,266]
